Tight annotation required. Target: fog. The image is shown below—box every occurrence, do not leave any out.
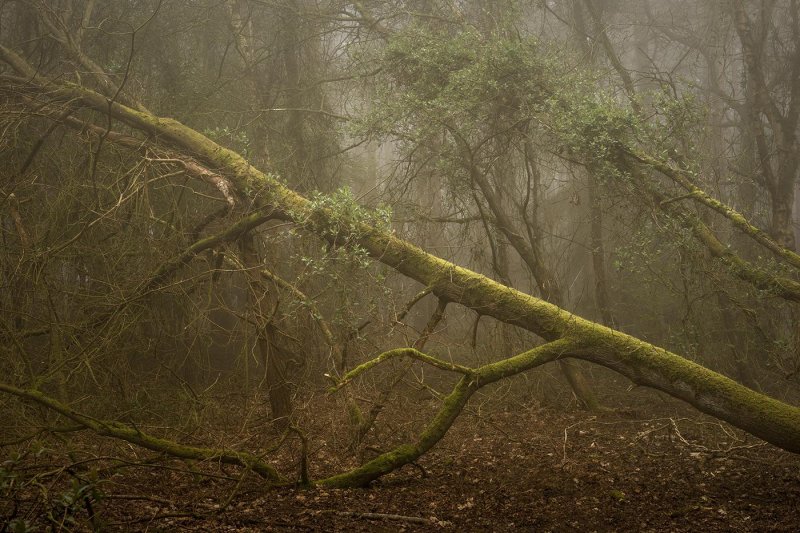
[1,1,799,529]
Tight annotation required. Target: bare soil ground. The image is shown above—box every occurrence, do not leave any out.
[3,388,800,532]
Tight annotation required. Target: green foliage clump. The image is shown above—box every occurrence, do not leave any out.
[363,23,716,195]
[546,88,634,167]
[202,125,251,156]
[358,25,644,190]
[639,90,706,164]
[363,27,554,145]
[293,187,393,270]
[307,187,392,234]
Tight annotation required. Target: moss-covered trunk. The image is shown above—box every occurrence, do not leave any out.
[5,71,800,454]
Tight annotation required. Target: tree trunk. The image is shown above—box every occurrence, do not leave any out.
[240,233,293,431]
[770,176,798,250]
[586,171,616,328]
[8,74,800,454]
[256,329,293,431]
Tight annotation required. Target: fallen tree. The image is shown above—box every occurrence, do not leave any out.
[1,51,799,487]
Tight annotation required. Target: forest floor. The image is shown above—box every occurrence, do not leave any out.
[3,385,800,532]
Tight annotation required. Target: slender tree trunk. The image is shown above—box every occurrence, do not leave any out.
[281,0,310,190]
[769,176,798,250]
[586,172,615,328]
[255,330,293,431]
[240,233,293,431]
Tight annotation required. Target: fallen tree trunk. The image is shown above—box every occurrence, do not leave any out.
[1,64,799,460]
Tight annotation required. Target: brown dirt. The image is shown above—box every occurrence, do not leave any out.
[3,390,800,532]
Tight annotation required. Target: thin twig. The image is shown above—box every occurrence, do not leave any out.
[320,510,432,525]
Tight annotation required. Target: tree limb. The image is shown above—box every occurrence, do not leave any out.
[0,383,283,482]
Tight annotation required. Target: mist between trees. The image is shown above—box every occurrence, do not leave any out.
[1,1,800,530]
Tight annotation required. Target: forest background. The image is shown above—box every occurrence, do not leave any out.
[1,1,800,530]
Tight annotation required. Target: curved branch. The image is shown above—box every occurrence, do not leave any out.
[395,286,433,321]
[413,298,448,350]
[140,209,275,294]
[320,339,575,488]
[0,383,282,482]
[332,347,474,391]
[257,266,338,348]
